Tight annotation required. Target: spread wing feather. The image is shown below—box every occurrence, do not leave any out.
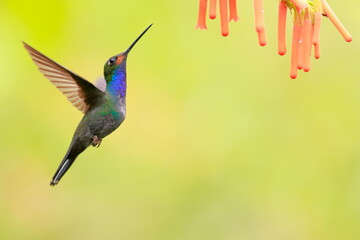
[23,42,105,113]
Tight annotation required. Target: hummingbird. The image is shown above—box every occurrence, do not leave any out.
[23,24,152,186]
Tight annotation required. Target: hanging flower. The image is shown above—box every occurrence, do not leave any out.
[254,0,267,46]
[280,0,352,78]
[196,0,352,79]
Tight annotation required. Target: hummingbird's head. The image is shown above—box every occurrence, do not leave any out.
[104,53,127,81]
[104,24,152,82]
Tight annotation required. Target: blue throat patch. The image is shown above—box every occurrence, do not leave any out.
[106,67,127,98]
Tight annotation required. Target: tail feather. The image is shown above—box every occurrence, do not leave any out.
[50,137,90,186]
[50,157,75,186]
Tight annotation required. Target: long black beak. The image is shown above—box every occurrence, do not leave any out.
[123,24,152,55]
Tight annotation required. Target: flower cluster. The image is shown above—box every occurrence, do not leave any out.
[196,0,352,79]
[281,0,352,78]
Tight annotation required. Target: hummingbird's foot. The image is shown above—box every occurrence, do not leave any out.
[92,135,102,148]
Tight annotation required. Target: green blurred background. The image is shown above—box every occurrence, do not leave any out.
[1,0,360,239]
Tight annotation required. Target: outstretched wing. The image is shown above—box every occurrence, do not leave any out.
[23,42,105,113]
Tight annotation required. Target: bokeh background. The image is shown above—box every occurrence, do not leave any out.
[1,0,360,239]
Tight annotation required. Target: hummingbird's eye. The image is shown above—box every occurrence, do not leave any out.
[108,57,117,65]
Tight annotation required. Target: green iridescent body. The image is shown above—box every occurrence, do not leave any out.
[70,94,126,154]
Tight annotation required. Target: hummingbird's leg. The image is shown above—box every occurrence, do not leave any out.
[92,135,102,148]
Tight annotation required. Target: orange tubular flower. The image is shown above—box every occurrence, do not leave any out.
[229,0,240,22]
[302,16,313,72]
[278,1,287,55]
[195,0,239,36]
[196,0,352,78]
[254,0,267,46]
[219,0,230,36]
[290,24,302,79]
[322,0,352,42]
[196,0,208,30]
[209,0,217,19]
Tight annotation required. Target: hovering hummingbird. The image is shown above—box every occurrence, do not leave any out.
[23,24,152,186]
